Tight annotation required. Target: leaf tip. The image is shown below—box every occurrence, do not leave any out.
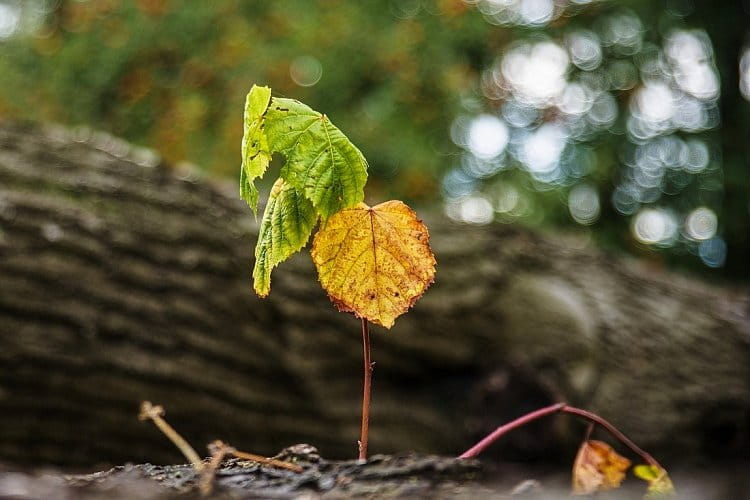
[253,279,270,299]
[634,464,675,497]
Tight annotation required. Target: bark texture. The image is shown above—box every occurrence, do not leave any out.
[0,122,749,468]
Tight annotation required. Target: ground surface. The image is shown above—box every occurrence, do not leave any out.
[0,446,493,499]
[2,444,747,499]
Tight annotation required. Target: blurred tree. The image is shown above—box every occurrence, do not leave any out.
[0,0,747,279]
[444,0,747,279]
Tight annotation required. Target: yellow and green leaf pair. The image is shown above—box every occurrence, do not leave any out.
[240,85,435,328]
[571,440,675,498]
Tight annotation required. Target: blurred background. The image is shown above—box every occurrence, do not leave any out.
[0,0,748,280]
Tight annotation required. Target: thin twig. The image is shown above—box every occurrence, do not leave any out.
[199,440,231,496]
[583,422,595,442]
[230,449,304,473]
[139,401,204,471]
[359,318,373,460]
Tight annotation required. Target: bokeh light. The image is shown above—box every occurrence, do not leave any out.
[699,237,727,268]
[445,195,494,225]
[519,123,567,178]
[740,48,750,101]
[0,1,20,39]
[632,208,678,247]
[685,207,717,241]
[568,184,600,225]
[665,30,719,101]
[598,10,643,55]
[493,183,521,214]
[566,30,602,71]
[290,56,323,87]
[499,40,569,108]
[469,0,563,27]
[466,114,509,160]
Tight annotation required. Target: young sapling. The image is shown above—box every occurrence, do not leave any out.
[239,85,436,460]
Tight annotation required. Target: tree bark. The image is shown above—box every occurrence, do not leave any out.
[0,122,748,468]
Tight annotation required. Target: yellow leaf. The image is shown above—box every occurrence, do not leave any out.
[572,440,631,495]
[634,464,676,497]
[310,201,436,328]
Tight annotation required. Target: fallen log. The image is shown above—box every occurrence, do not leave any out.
[0,121,748,468]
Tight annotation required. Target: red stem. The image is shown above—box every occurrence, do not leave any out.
[459,403,565,459]
[560,406,658,466]
[458,403,661,469]
[358,318,372,460]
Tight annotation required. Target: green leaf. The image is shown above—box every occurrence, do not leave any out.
[240,84,272,215]
[253,178,317,297]
[239,165,253,209]
[633,464,676,498]
[265,97,368,219]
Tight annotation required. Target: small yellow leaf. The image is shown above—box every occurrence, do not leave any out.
[310,201,436,328]
[572,440,631,495]
[634,464,676,497]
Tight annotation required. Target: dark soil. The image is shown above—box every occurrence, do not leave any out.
[1,445,496,499]
[1,444,748,499]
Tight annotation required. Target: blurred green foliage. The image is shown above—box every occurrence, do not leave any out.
[0,0,748,279]
[0,0,490,199]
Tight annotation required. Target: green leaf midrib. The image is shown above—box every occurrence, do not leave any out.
[266,97,367,218]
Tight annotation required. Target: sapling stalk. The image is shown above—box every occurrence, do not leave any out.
[359,318,373,460]
[240,85,436,459]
